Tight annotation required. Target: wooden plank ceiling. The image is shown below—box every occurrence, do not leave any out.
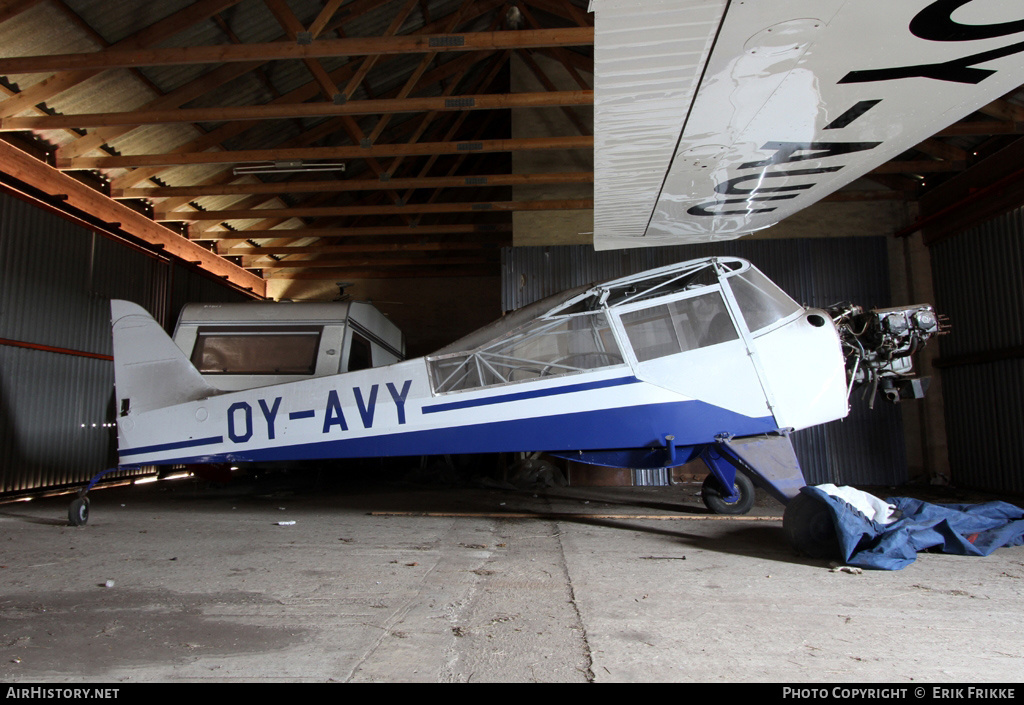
[0,0,1021,295]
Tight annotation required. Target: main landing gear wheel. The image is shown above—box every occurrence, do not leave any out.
[68,496,90,527]
[783,492,840,559]
[701,471,755,515]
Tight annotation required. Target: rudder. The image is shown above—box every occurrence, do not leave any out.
[111,300,216,416]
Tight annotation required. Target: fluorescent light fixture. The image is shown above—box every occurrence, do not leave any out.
[232,160,346,175]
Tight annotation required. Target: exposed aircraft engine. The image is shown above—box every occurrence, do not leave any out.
[830,303,946,408]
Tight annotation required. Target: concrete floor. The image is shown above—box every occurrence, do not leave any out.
[1,468,1023,683]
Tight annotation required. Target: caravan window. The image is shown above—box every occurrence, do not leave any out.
[191,326,322,375]
[347,332,373,372]
[620,291,737,362]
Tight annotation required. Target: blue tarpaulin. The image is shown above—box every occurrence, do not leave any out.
[802,485,1024,570]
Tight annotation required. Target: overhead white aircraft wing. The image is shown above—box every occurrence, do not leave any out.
[593,0,1024,250]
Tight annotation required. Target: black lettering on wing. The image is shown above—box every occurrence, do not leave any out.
[739,142,881,170]
[840,0,1024,85]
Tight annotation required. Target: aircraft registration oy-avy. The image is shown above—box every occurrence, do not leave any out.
[86,0,1017,553]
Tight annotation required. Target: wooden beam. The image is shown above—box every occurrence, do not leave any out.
[156,199,594,221]
[0,140,265,295]
[334,0,421,104]
[58,135,594,170]
[58,62,266,160]
[195,223,511,240]
[0,0,247,118]
[97,52,412,189]
[0,27,595,74]
[1,90,593,131]
[515,49,590,135]
[233,240,504,257]
[114,172,593,198]
[251,254,498,269]
[56,0,403,161]
[361,0,478,145]
[111,48,493,190]
[103,10,506,213]
[307,0,347,38]
[264,264,500,279]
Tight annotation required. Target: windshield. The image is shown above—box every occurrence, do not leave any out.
[726,267,802,333]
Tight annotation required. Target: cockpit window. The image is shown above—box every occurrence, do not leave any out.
[429,311,622,393]
[726,268,802,333]
[621,291,738,362]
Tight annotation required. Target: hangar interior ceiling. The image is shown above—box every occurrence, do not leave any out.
[0,0,1023,301]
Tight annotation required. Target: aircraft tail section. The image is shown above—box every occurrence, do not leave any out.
[111,300,216,415]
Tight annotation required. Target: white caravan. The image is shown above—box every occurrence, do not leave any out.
[170,300,404,391]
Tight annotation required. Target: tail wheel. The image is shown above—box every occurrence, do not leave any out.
[783,492,840,559]
[701,471,755,515]
[68,497,90,526]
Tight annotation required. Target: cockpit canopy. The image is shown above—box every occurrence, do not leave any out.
[427,257,802,394]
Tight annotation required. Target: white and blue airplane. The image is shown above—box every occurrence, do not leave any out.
[103,257,939,523]
[81,0,1017,532]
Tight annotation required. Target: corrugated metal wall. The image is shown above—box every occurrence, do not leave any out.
[0,191,252,496]
[931,207,1024,494]
[502,238,907,486]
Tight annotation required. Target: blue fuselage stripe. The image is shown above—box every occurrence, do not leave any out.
[421,375,641,414]
[119,435,224,458]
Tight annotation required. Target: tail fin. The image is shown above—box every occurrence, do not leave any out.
[111,300,216,415]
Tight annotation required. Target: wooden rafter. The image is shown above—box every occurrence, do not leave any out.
[113,172,592,198]
[265,264,500,279]
[0,0,248,118]
[0,27,594,74]
[55,1,401,161]
[155,199,593,222]
[0,138,265,294]
[251,253,500,269]
[71,2,518,252]
[234,240,504,257]
[201,223,511,241]
[57,135,593,170]
[0,91,593,131]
